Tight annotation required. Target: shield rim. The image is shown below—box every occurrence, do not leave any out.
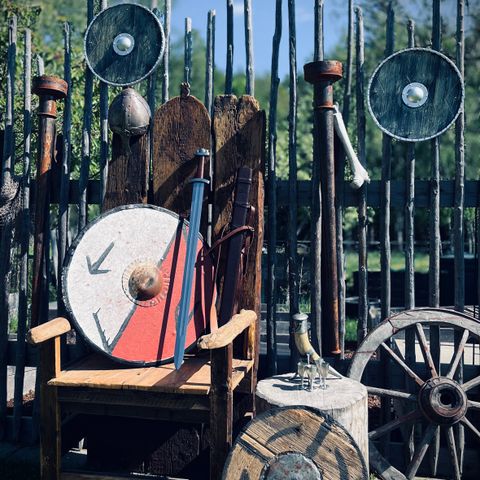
[61,203,210,367]
[84,2,165,87]
[367,47,464,142]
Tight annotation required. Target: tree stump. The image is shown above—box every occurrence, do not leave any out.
[255,373,369,473]
[222,406,368,480]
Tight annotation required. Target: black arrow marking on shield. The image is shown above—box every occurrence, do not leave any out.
[93,308,111,352]
[87,241,114,274]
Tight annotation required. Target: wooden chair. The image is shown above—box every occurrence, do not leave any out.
[27,92,264,480]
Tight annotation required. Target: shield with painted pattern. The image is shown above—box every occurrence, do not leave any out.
[62,204,215,365]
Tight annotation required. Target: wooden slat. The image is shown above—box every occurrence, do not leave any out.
[49,354,253,395]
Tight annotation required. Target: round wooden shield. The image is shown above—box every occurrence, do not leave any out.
[62,205,215,366]
[368,48,464,142]
[222,406,368,480]
[84,3,164,86]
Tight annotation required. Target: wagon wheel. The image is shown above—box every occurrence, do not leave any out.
[348,308,480,480]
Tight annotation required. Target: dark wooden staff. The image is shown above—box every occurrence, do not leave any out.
[304,60,342,356]
[31,76,67,328]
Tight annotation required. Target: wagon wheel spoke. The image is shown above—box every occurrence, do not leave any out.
[414,323,438,378]
[367,386,417,402]
[462,374,480,392]
[461,416,480,441]
[380,342,425,387]
[468,400,480,411]
[405,423,438,480]
[369,409,421,441]
[429,428,440,477]
[446,329,470,379]
[446,426,461,480]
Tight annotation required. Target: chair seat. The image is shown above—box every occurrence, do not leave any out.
[49,353,254,395]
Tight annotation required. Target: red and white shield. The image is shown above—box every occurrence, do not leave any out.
[63,204,216,365]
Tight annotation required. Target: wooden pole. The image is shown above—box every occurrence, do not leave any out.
[287,0,299,370]
[13,27,32,443]
[429,1,442,474]
[99,0,109,209]
[78,0,95,232]
[380,2,394,322]
[355,7,368,344]
[266,0,282,375]
[304,59,342,356]
[58,22,72,309]
[184,17,192,85]
[310,0,324,356]
[0,15,17,439]
[454,0,466,472]
[244,0,254,96]
[1,15,16,185]
[338,0,354,356]
[162,0,171,103]
[205,10,215,114]
[225,0,234,94]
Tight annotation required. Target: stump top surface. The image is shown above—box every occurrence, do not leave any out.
[256,373,367,410]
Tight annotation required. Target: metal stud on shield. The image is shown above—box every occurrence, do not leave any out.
[84,2,165,86]
[367,47,464,142]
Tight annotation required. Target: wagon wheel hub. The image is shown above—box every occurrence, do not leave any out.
[418,377,467,425]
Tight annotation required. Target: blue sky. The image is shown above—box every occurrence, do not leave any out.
[169,0,348,78]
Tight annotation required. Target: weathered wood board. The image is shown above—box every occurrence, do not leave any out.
[222,406,368,479]
[152,92,210,237]
[256,373,369,469]
[212,94,265,343]
[102,133,149,212]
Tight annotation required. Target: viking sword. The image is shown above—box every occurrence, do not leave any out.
[174,148,210,369]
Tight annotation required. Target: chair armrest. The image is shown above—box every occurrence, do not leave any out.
[27,317,71,345]
[197,309,256,350]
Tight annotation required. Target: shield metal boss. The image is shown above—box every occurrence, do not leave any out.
[84,3,164,86]
[62,205,215,366]
[368,48,464,142]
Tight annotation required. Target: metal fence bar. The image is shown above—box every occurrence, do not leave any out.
[78,0,95,232]
[12,28,32,443]
[266,0,282,376]
[355,7,368,344]
[287,0,299,370]
[184,17,192,85]
[244,0,254,96]
[225,0,234,94]
[311,0,324,355]
[58,22,72,311]
[162,0,171,103]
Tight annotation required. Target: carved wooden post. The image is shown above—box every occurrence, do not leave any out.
[31,76,67,328]
[304,60,342,356]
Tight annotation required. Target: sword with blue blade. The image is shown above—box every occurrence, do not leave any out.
[174,148,210,369]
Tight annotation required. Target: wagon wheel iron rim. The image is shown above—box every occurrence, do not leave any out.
[347,308,480,480]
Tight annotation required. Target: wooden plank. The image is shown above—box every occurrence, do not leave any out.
[152,93,210,235]
[183,18,192,84]
[225,0,234,94]
[49,354,253,395]
[244,0,254,96]
[161,0,171,103]
[102,133,149,212]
